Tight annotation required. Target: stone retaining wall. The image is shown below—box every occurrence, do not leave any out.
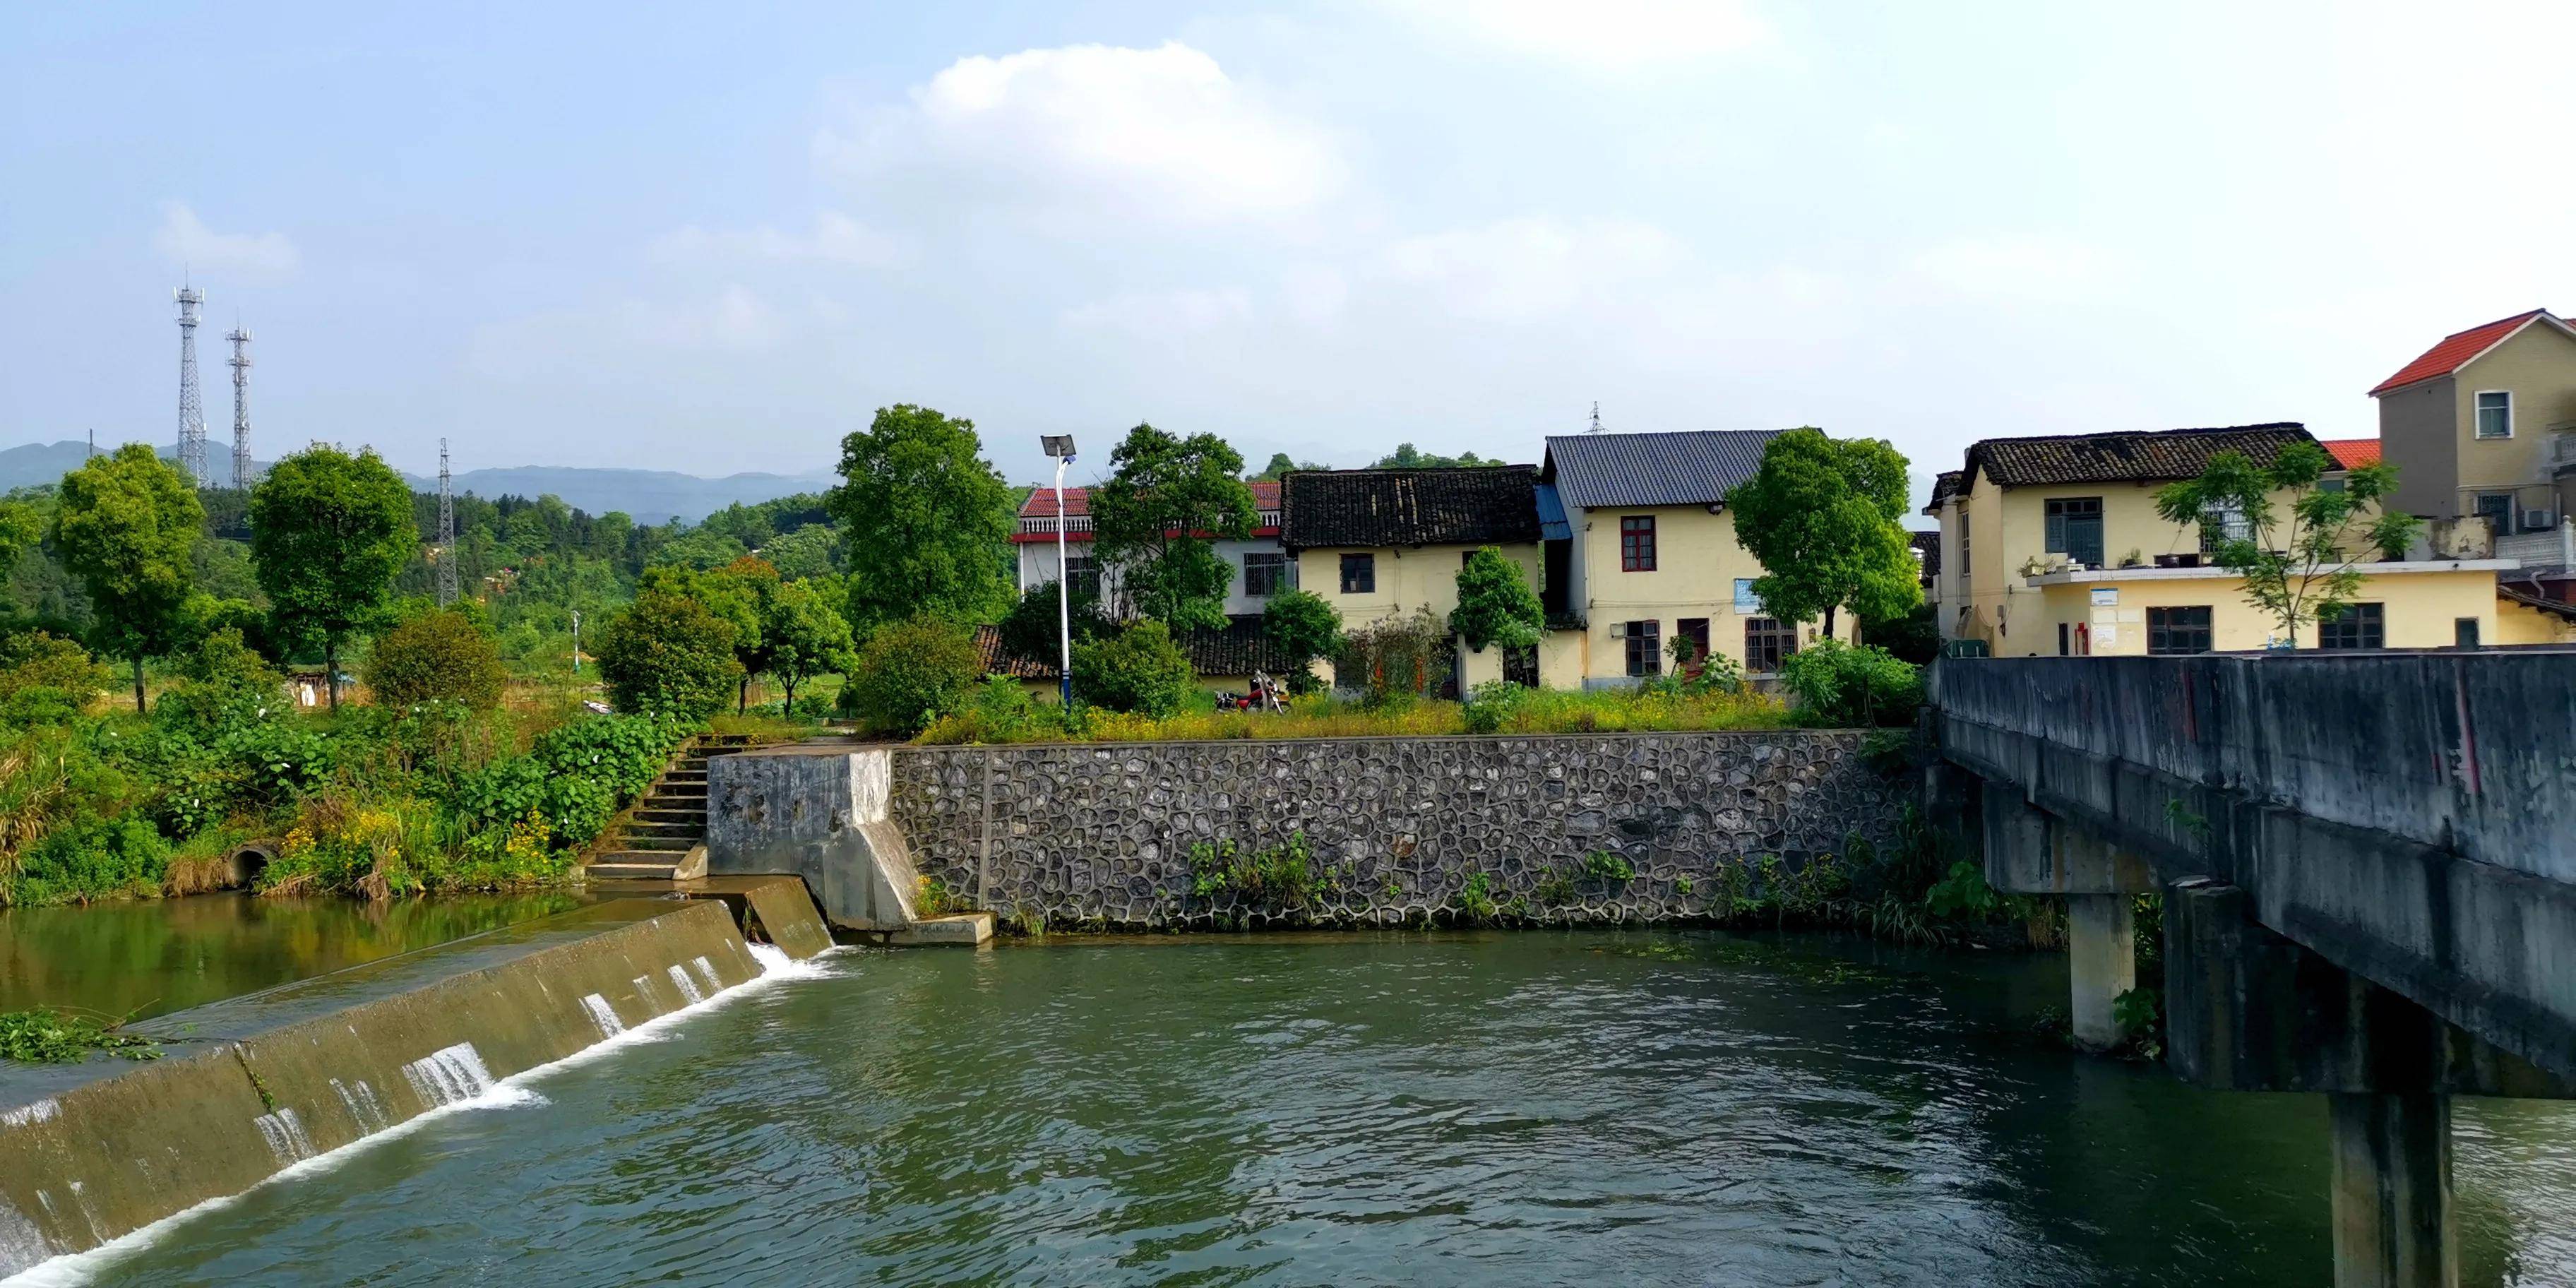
[888,732,1907,928]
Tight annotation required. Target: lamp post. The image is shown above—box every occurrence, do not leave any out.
[1040,434,1079,709]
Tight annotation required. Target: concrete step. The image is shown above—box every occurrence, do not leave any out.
[634,807,708,825]
[620,835,697,852]
[586,859,683,881]
[626,821,704,840]
[662,770,708,785]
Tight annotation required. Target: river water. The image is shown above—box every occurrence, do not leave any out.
[18,931,2576,1287]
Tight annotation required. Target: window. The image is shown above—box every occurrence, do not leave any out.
[2147,606,2214,655]
[2318,602,2383,650]
[1338,553,1375,595]
[1676,618,1711,669]
[2475,493,2515,535]
[1623,620,1661,676]
[1745,617,1799,672]
[2058,623,2070,657]
[1063,555,1102,601]
[1959,524,1971,579]
[2476,390,2513,439]
[2318,477,2347,494]
[1620,515,1657,571]
[1503,644,1539,686]
[2199,503,2250,555]
[2456,618,2481,649]
[1733,578,1760,613]
[2044,496,2106,568]
[1244,552,1293,597]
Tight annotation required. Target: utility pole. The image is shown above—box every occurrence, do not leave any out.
[570,609,581,675]
[227,325,254,488]
[1039,434,1080,708]
[175,285,208,487]
[436,439,460,605]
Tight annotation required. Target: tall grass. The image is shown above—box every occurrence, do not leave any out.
[916,685,1794,746]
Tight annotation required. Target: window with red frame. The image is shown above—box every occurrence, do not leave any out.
[1620,515,1656,571]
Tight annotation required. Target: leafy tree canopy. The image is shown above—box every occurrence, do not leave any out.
[1091,423,1257,631]
[756,523,841,580]
[1366,443,1503,470]
[1247,452,1328,482]
[1449,546,1544,652]
[829,404,1013,640]
[596,582,742,719]
[1724,428,1919,637]
[1260,587,1342,694]
[0,501,37,582]
[248,444,418,708]
[1073,619,1195,717]
[761,579,857,710]
[366,608,508,710]
[49,443,204,710]
[844,613,983,733]
[997,579,1113,666]
[2152,441,2421,647]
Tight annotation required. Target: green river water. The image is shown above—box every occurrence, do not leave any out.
[11,923,2576,1286]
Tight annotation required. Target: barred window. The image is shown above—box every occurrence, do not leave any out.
[1340,553,1376,595]
[1623,620,1661,676]
[2318,602,2383,650]
[2147,606,2213,655]
[1745,617,1799,672]
[1244,552,1294,597]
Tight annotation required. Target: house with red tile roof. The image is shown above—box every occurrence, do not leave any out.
[2369,309,2576,534]
[2318,439,2380,471]
[1013,480,1289,618]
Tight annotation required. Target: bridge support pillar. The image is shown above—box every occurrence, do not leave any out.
[2328,1092,2455,1288]
[2067,894,2136,1051]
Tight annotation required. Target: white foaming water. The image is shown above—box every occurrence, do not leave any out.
[578,994,626,1038]
[250,1109,314,1165]
[329,1079,390,1135]
[1,943,844,1288]
[1,1102,59,1129]
[690,955,722,991]
[664,964,705,1005]
[399,1044,496,1109]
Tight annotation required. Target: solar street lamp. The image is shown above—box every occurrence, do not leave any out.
[1041,435,1078,708]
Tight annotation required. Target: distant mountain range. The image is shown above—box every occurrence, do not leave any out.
[0,440,837,525]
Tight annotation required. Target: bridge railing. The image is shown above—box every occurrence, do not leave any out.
[1929,651,2576,883]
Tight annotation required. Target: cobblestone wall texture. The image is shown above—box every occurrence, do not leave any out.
[887,732,1906,928]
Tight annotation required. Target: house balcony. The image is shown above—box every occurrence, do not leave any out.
[2552,426,2576,474]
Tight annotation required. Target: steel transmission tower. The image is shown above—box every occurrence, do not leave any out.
[227,326,254,488]
[437,439,460,605]
[175,287,209,487]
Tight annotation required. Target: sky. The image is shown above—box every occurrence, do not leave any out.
[6,0,2575,501]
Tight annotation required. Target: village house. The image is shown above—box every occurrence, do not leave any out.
[1013,480,1291,616]
[1924,423,2527,654]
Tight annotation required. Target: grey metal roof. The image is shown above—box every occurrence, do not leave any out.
[1541,429,1784,509]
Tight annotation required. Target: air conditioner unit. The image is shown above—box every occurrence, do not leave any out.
[1607,622,1626,638]
[2524,509,2558,532]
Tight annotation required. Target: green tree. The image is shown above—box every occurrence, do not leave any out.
[2153,441,2421,648]
[996,580,1113,667]
[49,443,204,711]
[596,583,742,718]
[714,558,782,712]
[1246,452,1327,482]
[1725,428,1920,638]
[1366,443,1500,470]
[761,580,857,711]
[756,523,841,580]
[0,501,37,582]
[247,444,417,711]
[828,404,1013,639]
[844,614,983,732]
[1091,424,1258,631]
[1261,588,1342,695]
[367,608,508,710]
[1073,619,1195,717]
[1449,546,1544,652]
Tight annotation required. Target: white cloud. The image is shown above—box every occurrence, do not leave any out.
[1381,217,1686,324]
[1910,237,2122,302]
[153,202,299,278]
[653,212,907,269]
[819,42,1342,227]
[1061,286,1254,335]
[1375,0,1775,70]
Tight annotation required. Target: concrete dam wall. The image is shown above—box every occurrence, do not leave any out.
[0,888,834,1275]
[881,731,1907,928]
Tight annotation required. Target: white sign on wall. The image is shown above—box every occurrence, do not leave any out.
[2090,587,2118,607]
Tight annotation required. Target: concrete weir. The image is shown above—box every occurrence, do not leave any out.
[706,744,992,945]
[0,891,833,1275]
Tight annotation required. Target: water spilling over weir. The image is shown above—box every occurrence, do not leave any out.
[0,881,835,1277]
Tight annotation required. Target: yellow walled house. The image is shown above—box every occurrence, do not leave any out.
[2019,561,2513,656]
[1538,429,1856,686]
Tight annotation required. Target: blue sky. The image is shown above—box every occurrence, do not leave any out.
[6,1,2572,494]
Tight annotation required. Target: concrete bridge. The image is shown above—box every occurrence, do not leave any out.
[1931,650,2576,1287]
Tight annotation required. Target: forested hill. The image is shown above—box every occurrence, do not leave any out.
[0,441,834,525]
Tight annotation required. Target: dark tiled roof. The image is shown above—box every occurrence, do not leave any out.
[1927,470,1964,509]
[1540,429,1782,509]
[1279,466,1540,550]
[1911,531,1940,585]
[975,616,1300,680]
[1963,424,2314,490]
[2369,310,2567,396]
[2500,584,2576,622]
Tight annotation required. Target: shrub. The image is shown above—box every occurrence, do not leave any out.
[13,814,170,905]
[1461,679,1530,734]
[847,614,984,733]
[1777,639,1922,727]
[1449,547,1543,652]
[597,588,743,720]
[1073,620,1194,717]
[996,580,1111,667]
[0,632,110,708]
[1335,607,1449,705]
[367,609,508,710]
[153,628,286,737]
[1262,589,1342,696]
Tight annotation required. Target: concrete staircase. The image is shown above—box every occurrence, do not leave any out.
[585,734,757,881]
